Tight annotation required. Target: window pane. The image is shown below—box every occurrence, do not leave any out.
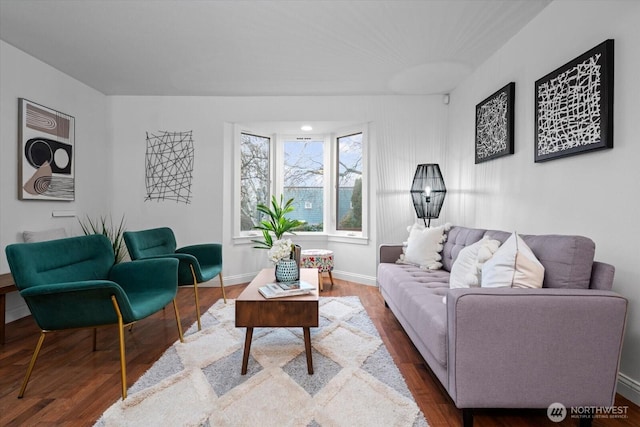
[283,138,324,231]
[337,133,363,231]
[240,133,270,231]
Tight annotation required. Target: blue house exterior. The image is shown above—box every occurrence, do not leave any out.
[284,187,353,230]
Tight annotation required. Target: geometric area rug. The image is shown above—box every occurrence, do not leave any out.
[95,297,429,427]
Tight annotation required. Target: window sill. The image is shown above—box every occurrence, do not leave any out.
[327,234,369,245]
[233,233,368,246]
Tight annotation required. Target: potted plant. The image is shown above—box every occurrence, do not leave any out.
[252,195,304,249]
[252,195,304,282]
[78,214,127,264]
[268,238,299,282]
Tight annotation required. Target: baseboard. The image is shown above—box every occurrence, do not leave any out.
[205,272,260,287]
[200,271,378,288]
[618,372,640,406]
[331,270,377,287]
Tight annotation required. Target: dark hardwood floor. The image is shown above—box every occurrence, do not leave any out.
[1,278,638,426]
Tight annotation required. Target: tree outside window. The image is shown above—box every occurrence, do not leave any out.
[240,133,270,231]
[337,133,363,231]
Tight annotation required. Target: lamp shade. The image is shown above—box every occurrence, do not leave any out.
[410,164,446,225]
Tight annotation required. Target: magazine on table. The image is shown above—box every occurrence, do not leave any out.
[258,280,316,299]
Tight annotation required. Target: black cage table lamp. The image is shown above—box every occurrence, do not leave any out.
[410,164,447,227]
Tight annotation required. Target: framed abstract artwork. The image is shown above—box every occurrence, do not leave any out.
[535,39,614,162]
[475,82,515,164]
[18,99,75,200]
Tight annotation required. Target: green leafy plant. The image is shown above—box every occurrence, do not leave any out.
[78,214,127,264]
[252,195,304,249]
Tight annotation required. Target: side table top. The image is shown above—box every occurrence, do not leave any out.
[0,273,17,294]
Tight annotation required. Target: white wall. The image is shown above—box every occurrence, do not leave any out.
[107,95,448,285]
[445,0,640,404]
[1,37,447,324]
[0,40,110,322]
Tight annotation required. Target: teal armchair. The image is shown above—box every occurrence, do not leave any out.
[5,234,184,400]
[123,227,226,331]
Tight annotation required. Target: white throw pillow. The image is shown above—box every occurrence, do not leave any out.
[481,232,545,289]
[450,237,501,288]
[398,223,447,270]
[23,227,67,243]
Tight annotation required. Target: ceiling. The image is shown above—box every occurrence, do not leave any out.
[0,0,551,96]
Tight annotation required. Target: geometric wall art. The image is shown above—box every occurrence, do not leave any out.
[18,99,75,200]
[535,39,614,162]
[145,130,194,204]
[475,82,515,164]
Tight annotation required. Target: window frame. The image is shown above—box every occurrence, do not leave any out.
[334,131,364,234]
[234,126,274,241]
[329,125,368,240]
[277,133,330,234]
[234,123,368,244]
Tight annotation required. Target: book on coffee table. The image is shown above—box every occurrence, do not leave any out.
[258,280,315,299]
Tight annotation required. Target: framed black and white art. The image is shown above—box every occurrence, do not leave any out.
[475,82,515,164]
[535,39,614,162]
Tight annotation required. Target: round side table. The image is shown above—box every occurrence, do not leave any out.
[300,249,334,291]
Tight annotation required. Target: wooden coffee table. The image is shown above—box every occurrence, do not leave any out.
[235,268,319,375]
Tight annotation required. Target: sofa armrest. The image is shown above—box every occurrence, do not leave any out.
[446,288,628,409]
[590,261,615,290]
[379,244,403,264]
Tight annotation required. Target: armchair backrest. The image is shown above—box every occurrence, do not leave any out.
[123,227,177,260]
[5,234,114,290]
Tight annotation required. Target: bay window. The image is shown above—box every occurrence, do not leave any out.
[235,124,367,241]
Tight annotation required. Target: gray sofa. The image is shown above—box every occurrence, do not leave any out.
[377,226,628,427]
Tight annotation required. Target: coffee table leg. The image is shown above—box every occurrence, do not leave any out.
[241,327,254,375]
[303,327,313,375]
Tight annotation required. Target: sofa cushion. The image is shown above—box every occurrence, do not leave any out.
[441,227,486,272]
[484,230,595,289]
[378,263,450,290]
[482,233,544,288]
[378,263,449,366]
[398,224,446,270]
[450,237,501,288]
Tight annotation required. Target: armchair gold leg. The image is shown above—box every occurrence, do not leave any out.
[18,330,47,398]
[219,272,227,304]
[173,299,184,343]
[190,265,202,331]
[111,296,128,400]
